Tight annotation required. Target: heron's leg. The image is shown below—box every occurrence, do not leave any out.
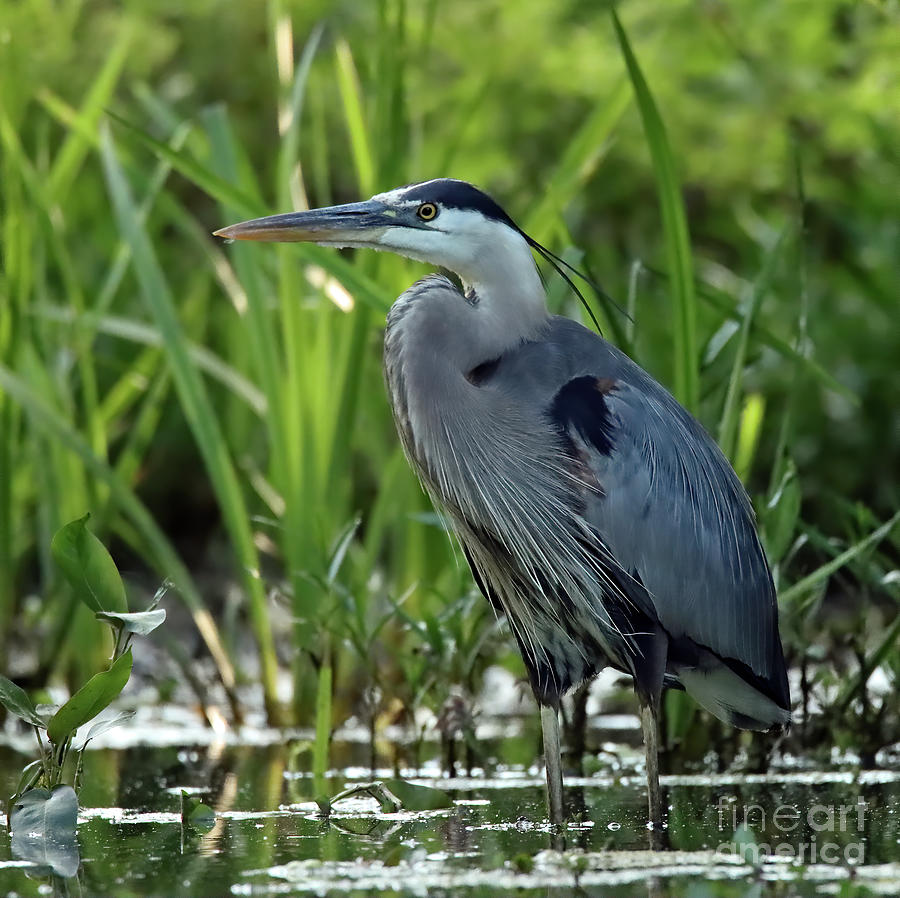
[540,704,565,825]
[639,698,667,850]
[632,621,669,850]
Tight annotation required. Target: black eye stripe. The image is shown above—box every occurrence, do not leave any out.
[401,179,516,227]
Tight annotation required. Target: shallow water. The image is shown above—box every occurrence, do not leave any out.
[1,716,898,897]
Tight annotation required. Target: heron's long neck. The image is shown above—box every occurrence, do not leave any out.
[384,273,549,532]
[454,229,547,359]
[384,226,549,475]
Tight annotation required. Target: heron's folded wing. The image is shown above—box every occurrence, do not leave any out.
[549,373,789,710]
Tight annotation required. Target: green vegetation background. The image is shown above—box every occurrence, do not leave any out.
[0,0,897,757]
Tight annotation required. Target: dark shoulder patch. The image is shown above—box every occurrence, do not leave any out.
[550,376,618,457]
[466,357,500,386]
[402,179,517,227]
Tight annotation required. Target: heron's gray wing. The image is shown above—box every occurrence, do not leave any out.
[548,363,789,713]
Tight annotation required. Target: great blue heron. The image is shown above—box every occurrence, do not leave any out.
[215,179,791,845]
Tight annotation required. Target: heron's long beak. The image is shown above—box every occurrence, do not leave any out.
[213,199,394,244]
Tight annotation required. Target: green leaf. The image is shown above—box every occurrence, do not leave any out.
[74,710,136,750]
[95,609,166,636]
[9,786,80,879]
[0,675,44,728]
[47,649,133,746]
[326,518,361,586]
[11,760,45,804]
[181,790,216,830]
[51,515,127,614]
[10,786,78,839]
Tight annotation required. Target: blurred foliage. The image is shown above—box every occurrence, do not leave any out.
[0,0,897,762]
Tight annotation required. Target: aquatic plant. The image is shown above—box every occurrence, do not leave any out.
[1,516,165,832]
[0,0,896,776]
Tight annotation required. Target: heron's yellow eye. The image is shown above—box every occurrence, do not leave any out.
[416,202,438,221]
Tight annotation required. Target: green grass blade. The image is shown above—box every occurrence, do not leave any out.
[111,366,170,489]
[733,392,765,484]
[781,509,900,610]
[202,105,291,489]
[612,11,698,412]
[650,266,856,402]
[107,110,260,216]
[40,96,193,326]
[276,24,324,209]
[717,227,788,462]
[111,109,395,314]
[312,653,333,788]
[836,610,900,713]
[33,305,267,417]
[335,38,376,195]
[523,78,631,240]
[47,20,135,202]
[0,362,236,700]
[371,1,409,187]
[99,124,282,723]
[0,394,14,644]
[295,245,394,314]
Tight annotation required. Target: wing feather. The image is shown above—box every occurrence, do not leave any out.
[547,357,789,713]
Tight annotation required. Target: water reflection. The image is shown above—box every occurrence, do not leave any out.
[0,738,897,897]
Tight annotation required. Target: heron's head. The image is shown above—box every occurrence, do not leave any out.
[214,179,538,293]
